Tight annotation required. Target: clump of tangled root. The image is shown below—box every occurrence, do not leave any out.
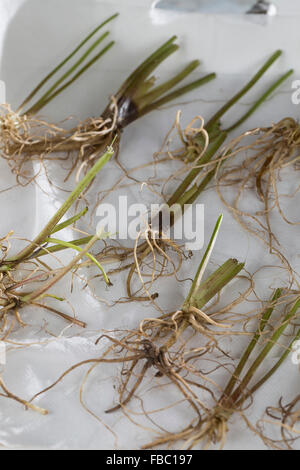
[0,101,119,185]
[0,231,92,335]
[140,288,300,449]
[258,395,300,449]
[216,118,300,269]
[28,266,254,445]
[154,111,212,193]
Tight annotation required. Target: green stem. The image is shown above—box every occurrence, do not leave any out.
[25,41,115,115]
[51,207,88,234]
[165,54,290,215]
[138,60,201,109]
[160,258,244,353]
[184,214,223,309]
[24,31,111,115]
[20,235,101,304]
[190,259,244,311]
[2,145,114,268]
[225,69,294,132]
[246,327,300,399]
[184,168,217,207]
[30,236,93,259]
[128,45,180,100]
[167,132,227,207]
[222,288,282,399]
[141,73,216,116]
[206,50,282,131]
[116,36,178,100]
[230,296,300,404]
[165,59,291,219]
[18,13,118,113]
[45,237,110,285]
[176,184,199,208]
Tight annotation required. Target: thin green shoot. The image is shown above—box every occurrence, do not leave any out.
[45,237,111,285]
[18,13,118,113]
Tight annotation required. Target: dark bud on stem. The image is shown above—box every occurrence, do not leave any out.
[116,96,139,128]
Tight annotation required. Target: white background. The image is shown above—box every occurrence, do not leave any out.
[0,0,299,450]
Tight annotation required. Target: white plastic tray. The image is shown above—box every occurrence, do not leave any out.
[0,0,299,450]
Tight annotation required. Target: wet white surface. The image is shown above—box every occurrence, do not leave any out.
[0,0,299,450]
